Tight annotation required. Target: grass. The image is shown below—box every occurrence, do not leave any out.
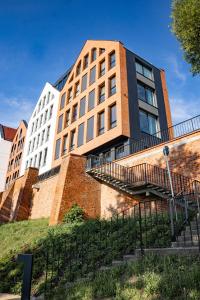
[51,254,200,300]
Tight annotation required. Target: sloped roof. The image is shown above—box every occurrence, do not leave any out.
[0,124,17,142]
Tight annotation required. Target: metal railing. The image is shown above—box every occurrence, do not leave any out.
[37,165,61,182]
[86,114,200,168]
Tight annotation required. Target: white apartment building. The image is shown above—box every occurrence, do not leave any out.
[20,82,60,176]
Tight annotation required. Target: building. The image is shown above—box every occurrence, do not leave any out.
[0,124,17,192]
[20,82,60,176]
[52,40,172,168]
[5,120,27,189]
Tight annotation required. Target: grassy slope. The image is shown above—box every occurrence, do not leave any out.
[0,219,49,259]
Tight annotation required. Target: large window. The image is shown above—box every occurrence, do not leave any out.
[91,48,97,62]
[68,88,73,103]
[49,105,53,119]
[109,75,116,96]
[87,116,94,142]
[135,61,153,80]
[88,89,95,111]
[75,82,80,97]
[89,66,96,85]
[65,110,70,127]
[57,114,63,133]
[99,60,105,77]
[55,138,61,160]
[72,104,78,122]
[76,61,81,76]
[79,97,86,117]
[137,82,156,106]
[43,148,48,166]
[46,126,50,141]
[110,104,117,129]
[99,83,105,103]
[81,73,87,92]
[98,111,105,135]
[139,110,158,135]
[83,54,89,69]
[62,135,68,155]
[70,130,76,151]
[109,51,116,69]
[78,123,84,147]
[60,92,66,110]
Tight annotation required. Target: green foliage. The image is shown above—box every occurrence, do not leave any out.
[171,0,200,75]
[63,204,85,224]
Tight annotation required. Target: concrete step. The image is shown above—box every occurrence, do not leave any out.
[123,255,137,262]
[112,260,124,266]
[135,247,199,256]
[172,240,199,247]
[177,234,199,242]
[182,229,199,236]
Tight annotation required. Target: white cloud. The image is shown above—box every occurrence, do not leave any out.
[166,55,187,83]
[170,96,200,124]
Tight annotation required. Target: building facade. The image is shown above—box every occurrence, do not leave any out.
[5,120,27,189]
[0,125,17,192]
[20,82,60,176]
[52,40,172,167]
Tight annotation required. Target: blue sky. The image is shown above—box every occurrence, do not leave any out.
[0,0,200,128]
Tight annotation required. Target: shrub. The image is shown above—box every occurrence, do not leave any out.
[63,204,85,224]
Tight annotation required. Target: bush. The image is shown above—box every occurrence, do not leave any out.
[63,204,85,224]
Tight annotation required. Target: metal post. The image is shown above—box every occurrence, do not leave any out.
[184,196,188,223]
[17,254,33,300]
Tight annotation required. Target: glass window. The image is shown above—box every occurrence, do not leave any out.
[32,138,36,152]
[109,51,116,68]
[70,130,76,151]
[55,138,61,160]
[88,89,95,111]
[99,48,105,55]
[36,134,40,148]
[137,82,155,106]
[109,75,116,96]
[110,104,117,129]
[60,92,66,110]
[81,73,87,92]
[83,54,89,69]
[65,110,70,127]
[43,148,48,166]
[91,48,97,62]
[135,61,153,80]
[39,114,43,128]
[49,105,53,119]
[35,118,39,132]
[46,126,50,141]
[116,145,125,159]
[72,104,78,122]
[62,135,68,155]
[89,66,96,85]
[143,67,153,80]
[87,116,94,142]
[99,60,105,77]
[68,88,73,102]
[78,123,84,147]
[75,82,80,97]
[33,155,37,167]
[41,129,45,145]
[137,83,145,101]
[57,114,63,133]
[76,61,81,76]
[42,96,46,108]
[139,110,158,135]
[79,97,86,117]
[47,91,50,104]
[98,111,105,135]
[99,83,105,103]
[38,151,42,168]
[135,62,143,74]
[44,110,48,123]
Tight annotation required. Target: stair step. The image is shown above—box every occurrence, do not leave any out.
[112,260,124,266]
[182,229,199,236]
[172,240,200,247]
[123,255,137,262]
[178,235,199,242]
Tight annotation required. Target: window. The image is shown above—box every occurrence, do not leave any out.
[98,111,105,135]
[79,97,86,117]
[78,123,84,147]
[68,88,73,102]
[31,122,34,135]
[81,73,87,92]
[49,105,53,119]
[109,75,116,96]
[43,148,48,166]
[83,54,89,69]
[62,135,68,155]
[91,48,97,62]
[139,110,158,135]
[41,129,45,145]
[42,96,46,109]
[60,92,66,110]
[44,110,48,124]
[39,114,43,128]
[38,101,41,113]
[25,161,28,169]
[99,60,105,77]
[32,138,36,152]
[33,155,37,167]
[46,126,50,141]
[99,48,105,55]
[72,104,78,122]
[55,138,61,160]
[110,104,117,129]
[135,61,153,80]
[87,116,94,142]
[47,91,50,104]
[28,141,31,155]
[89,66,96,85]
[116,145,125,159]
[36,134,40,149]
[38,151,42,168]
[70,130,76,151]
[99,83,105,103]
[65,110,70,127]
[76,61,81,76]
[35,119,39,132]
[109,51,116,69]
[88,89,95,111]
[137,82,156,106]
[57,114,63,133]
[75,82,80,97]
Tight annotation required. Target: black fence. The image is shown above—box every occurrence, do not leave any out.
[86,114,200,169]
[37,165,61,182]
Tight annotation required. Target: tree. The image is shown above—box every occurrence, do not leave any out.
[171,0,200,75]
